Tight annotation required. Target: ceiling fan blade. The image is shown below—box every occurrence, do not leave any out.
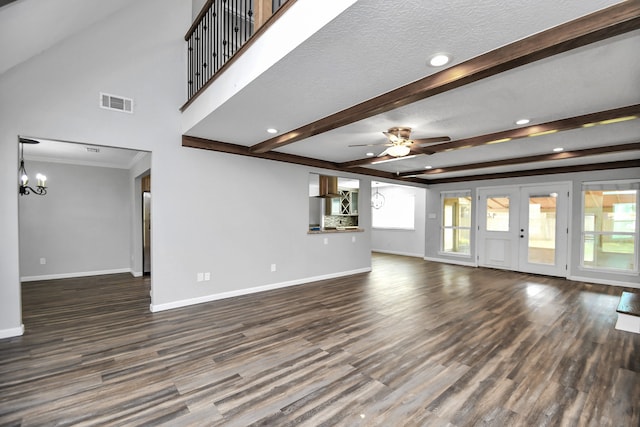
[348,142,392,147]
[382,131,401,143]
[410,147,436,155]
[378,147,391,157]
[412,136,451,145]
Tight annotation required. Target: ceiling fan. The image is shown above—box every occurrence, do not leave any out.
[349,127,451,157]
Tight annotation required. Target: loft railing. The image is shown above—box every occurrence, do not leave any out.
[184,0,290,104]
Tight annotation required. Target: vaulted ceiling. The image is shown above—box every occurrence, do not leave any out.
[183,0,640,184]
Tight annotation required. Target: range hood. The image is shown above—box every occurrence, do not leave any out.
[317,175,340,198]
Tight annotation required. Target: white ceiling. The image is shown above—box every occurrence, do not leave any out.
[184,0,640,182]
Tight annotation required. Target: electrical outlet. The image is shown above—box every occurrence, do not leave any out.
[324,237,328,245]
[352,236,356,243]
[271,264,276,272]
[40,258,46,265]
[204,272,211,281]
[197,272,204,282]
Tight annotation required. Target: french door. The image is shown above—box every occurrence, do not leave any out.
[477,183,570,277]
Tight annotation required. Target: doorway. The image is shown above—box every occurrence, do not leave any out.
[141,174,151,276]
[143,192,151,275]
[477,183,570,277]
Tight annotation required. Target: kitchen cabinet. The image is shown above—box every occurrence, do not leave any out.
[326,190,358,215]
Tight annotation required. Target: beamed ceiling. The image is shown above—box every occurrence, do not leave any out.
[182,0,640,185]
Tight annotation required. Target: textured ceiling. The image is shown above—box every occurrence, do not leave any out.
[0,0,141,75]
[184,0,640,183]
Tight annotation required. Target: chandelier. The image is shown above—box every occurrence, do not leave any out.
[18,138,47,196]
[371,187,385,209]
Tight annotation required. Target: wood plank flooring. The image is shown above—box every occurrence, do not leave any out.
[1,253,638,426]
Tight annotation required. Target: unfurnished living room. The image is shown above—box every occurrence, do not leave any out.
[1,0,639,425]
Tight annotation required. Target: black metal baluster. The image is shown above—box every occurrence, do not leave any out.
[204,11,209,83]
[187,37,193,98]
[234,0,239,56]
[196,23,201,92]
[213,0,218,74]
[187,0,288,101]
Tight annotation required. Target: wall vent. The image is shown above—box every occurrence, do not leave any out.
[100,92,133,113]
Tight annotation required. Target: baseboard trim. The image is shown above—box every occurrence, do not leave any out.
[0,324,24,340]
[568,275,640,289]
[150,267,372,313]
[424,256,478,268]
[131,271,143,278]
[21,268,132,282]
[372,250,423,258]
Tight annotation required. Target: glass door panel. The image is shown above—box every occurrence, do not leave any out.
[527,195,557,265]
[486,197,510,231]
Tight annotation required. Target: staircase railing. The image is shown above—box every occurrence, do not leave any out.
[184,0,291,105]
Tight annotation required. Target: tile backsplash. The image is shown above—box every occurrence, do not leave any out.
[324,215,358,228]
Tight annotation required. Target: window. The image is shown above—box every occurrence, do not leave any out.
[441,191,472,255]
[371,184,417,229]
[581,181,639,273]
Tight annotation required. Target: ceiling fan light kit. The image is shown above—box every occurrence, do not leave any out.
[386,144,411,157]
[349,126,450,158]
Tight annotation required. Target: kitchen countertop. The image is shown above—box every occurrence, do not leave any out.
[308,227,364,234]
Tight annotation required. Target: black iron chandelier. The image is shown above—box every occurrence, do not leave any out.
[18,137,47,196]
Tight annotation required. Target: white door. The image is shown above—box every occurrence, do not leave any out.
[478,187,520,270]
[478,183,570,277]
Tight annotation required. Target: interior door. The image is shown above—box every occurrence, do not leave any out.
[478,183,570,277]
[478,187,520,270]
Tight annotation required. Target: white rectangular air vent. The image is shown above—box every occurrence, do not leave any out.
[100,92,133,113]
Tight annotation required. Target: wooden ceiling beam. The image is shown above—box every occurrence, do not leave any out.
[399,142,640,177]
[341,105,640,168]
[181,135,425,184]
[249,2,640,154]
[422,160,640,185]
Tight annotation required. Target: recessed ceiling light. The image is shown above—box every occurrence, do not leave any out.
[515,119,530,125]
[553,147,564,152]
[366,152,375,157]
[428,53,451,67]
[266,128,278,134]
[424,165,433,169]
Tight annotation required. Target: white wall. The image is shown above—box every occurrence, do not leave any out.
[19,161,131,280]
[0,0,372,337]
[371,184,426,257]
[425,168,640,287]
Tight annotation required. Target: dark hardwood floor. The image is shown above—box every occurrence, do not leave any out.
[1,253,638,426]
